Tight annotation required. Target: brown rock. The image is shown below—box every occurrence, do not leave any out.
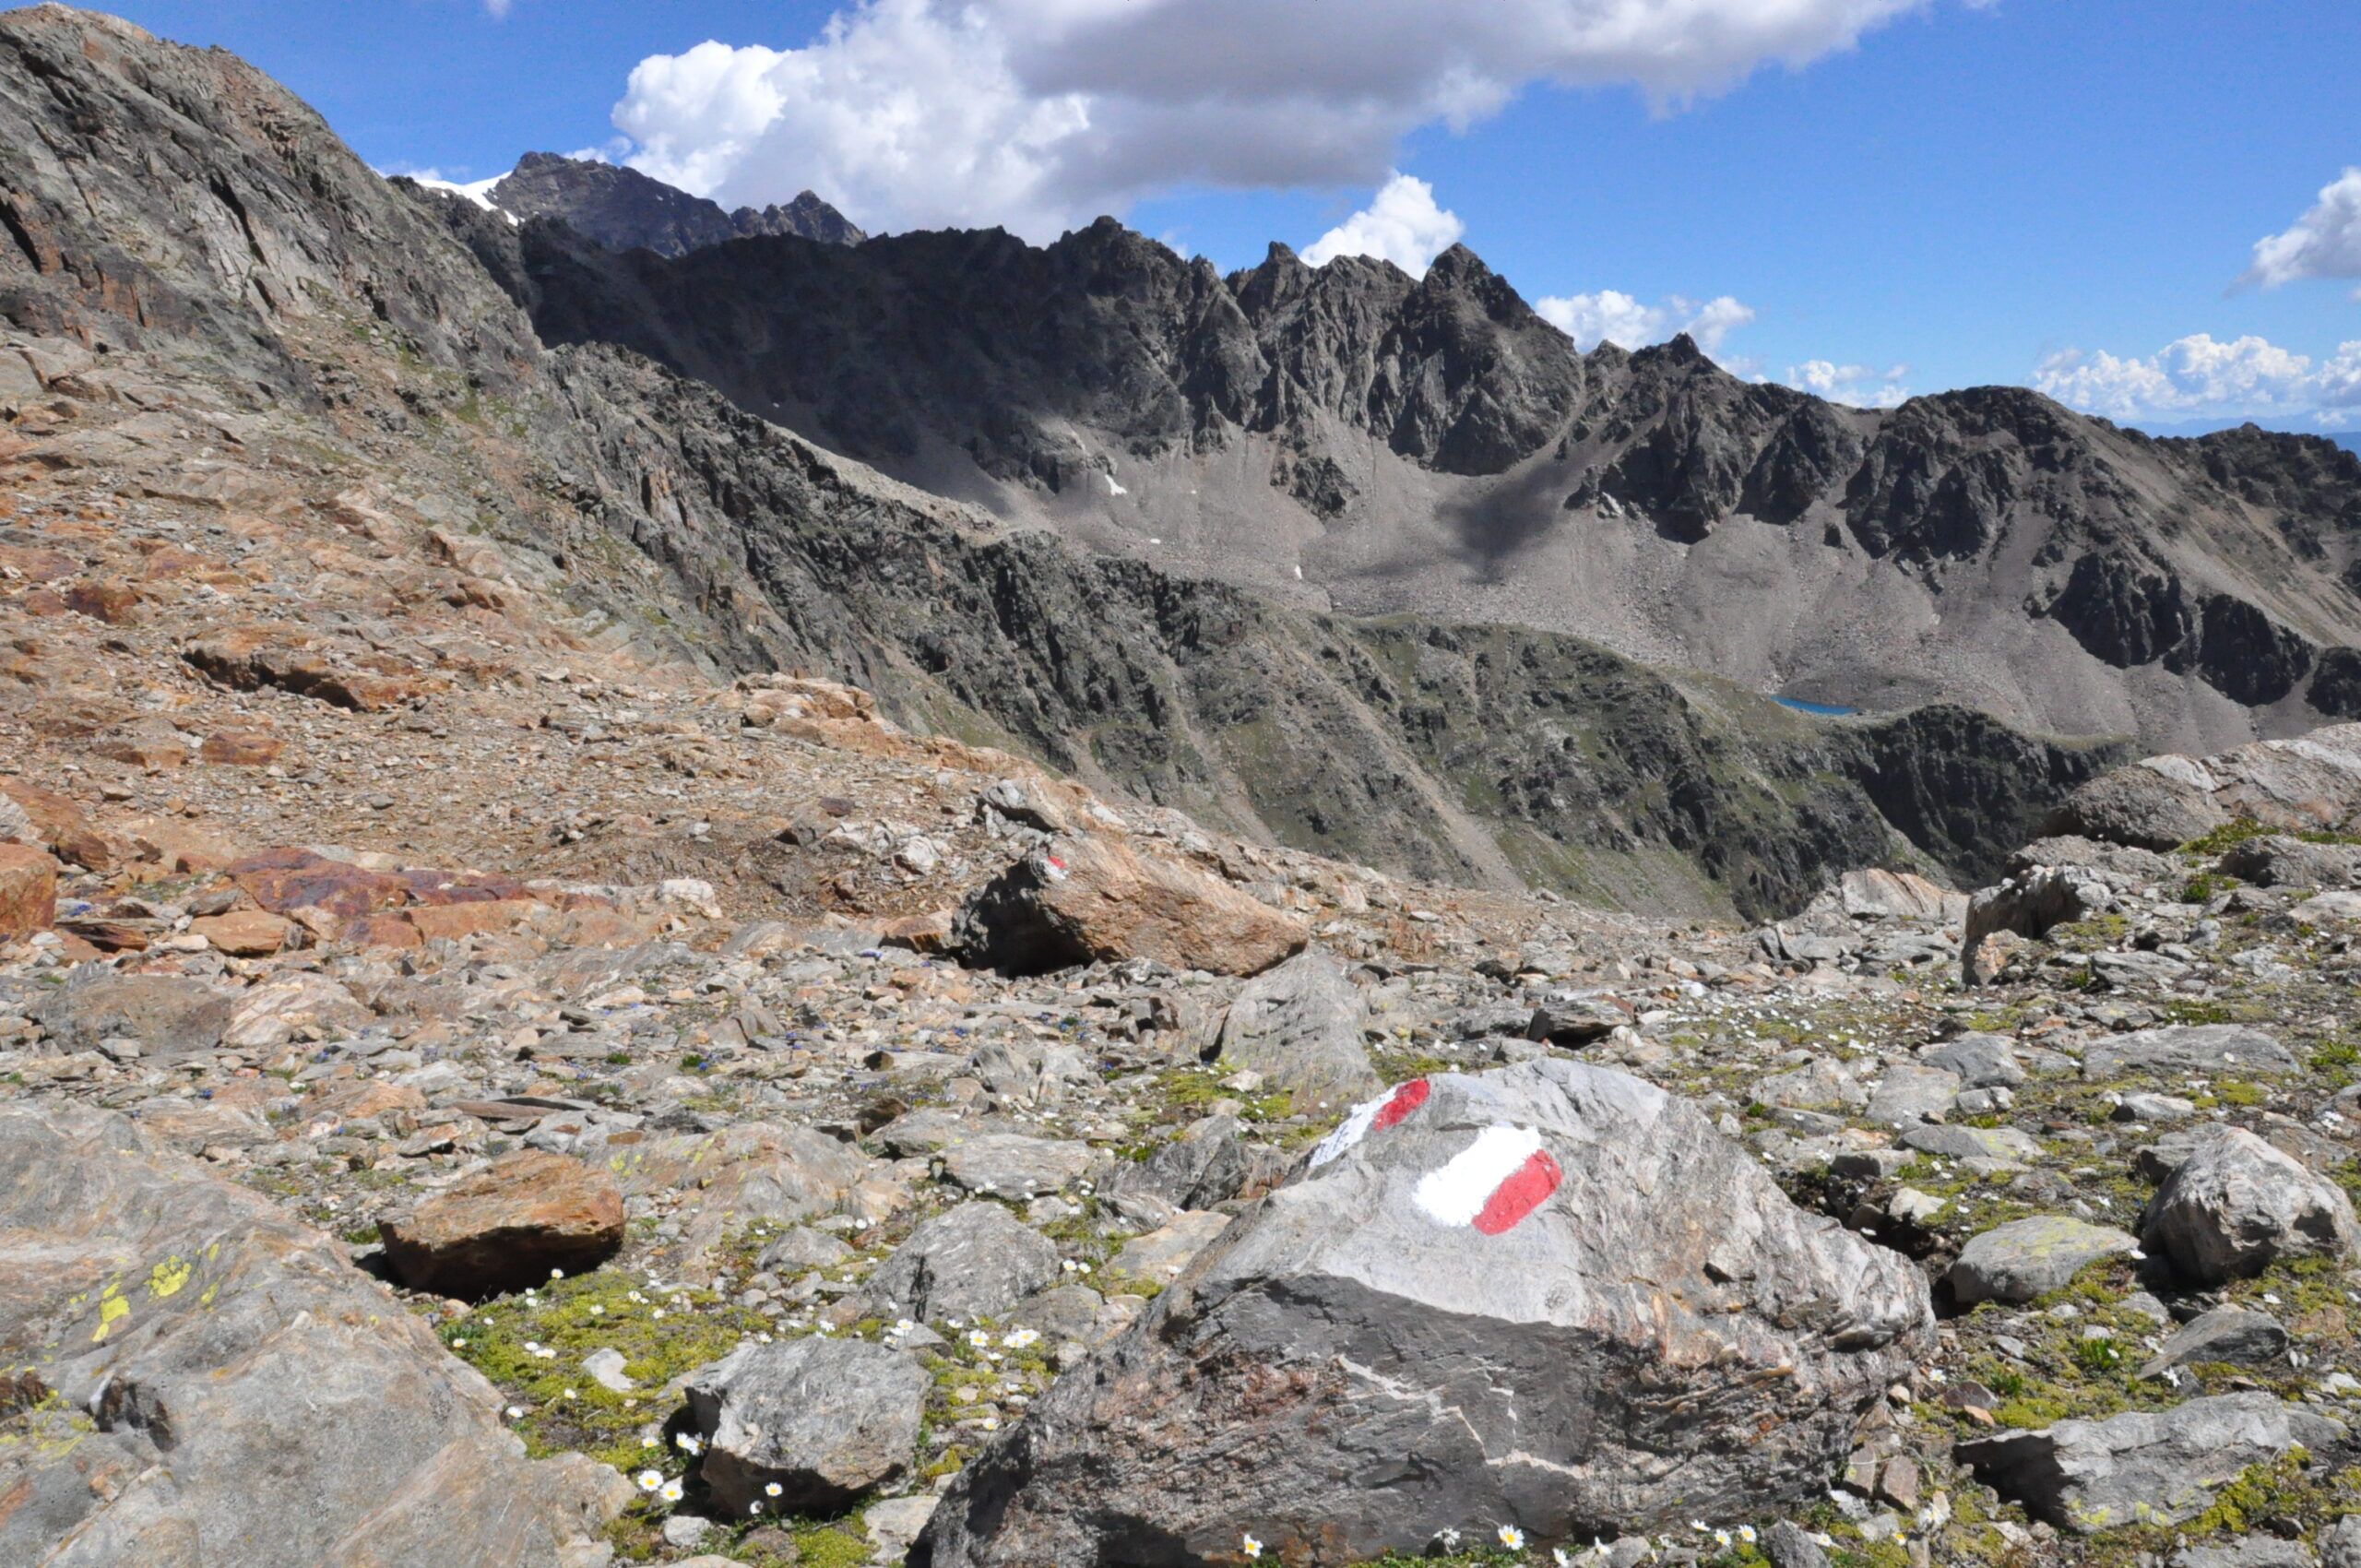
[883,909,955,953]
[62,577,139,624]
[0,843,59,939]
[341,912,425,949]
[201,728,283,765]
[0,778,113,868]
[191,909,294,956]
[953,834,1308,977]
[409,897,542,943]
[380,1150,625,1298]
[89,719,191,768]
[307,1079,429,1123]
[231,847,408,917]
[125,816,248,876]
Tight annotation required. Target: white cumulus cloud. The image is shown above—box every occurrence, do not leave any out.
[1301,173,1465,274]
[1786,359,1909,409]
[2032,333,2361,423]
[2246,168,2361,296]
[611,0,1940,239]
[1535,290,1756,353]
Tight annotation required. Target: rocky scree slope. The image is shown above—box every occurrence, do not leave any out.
[485,151,865,257]
[9,15,2361,1567]
[496,201,2361,755]
[0,0,2115,921]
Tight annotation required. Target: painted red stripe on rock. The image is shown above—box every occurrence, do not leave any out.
[1471,1148,1562,1235]
[1371,1078,1430,1131]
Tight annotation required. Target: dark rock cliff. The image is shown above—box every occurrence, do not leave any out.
[476,189,2361,736]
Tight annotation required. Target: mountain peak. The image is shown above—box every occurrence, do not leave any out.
[488,153,864,257]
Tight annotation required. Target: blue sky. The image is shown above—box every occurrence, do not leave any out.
[103,1,2361,432]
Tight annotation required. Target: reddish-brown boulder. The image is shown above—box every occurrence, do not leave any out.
[201,728,283,765]
[191,909,294,956]
[380,1150,625,1298]
[0,844,59,939]
[230,848,407,918]
[954,834,1307,977]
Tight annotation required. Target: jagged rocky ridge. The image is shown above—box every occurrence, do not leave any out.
[0,2,2123,921]
[487,152,864,256]
[490,200,2361,756]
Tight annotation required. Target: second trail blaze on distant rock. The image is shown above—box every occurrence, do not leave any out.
[1413,1125,1564,1235]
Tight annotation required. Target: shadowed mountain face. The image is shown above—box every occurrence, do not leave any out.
[486,153,864,257]
[0,4,2128,920]
[482,206,2361,757]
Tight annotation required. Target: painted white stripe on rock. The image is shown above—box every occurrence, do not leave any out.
[1310,1093,1387,1169]
[1414,1124,1544,1227]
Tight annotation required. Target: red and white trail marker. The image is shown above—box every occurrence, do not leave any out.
[1311,1079,1562,1235]
[1411,1124,1563,1235]
[1310,1078,1430,1168]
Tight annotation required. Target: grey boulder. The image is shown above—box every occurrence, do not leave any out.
[1921,1032,2026,1088]
[864,1200,1062,1321]
[2042,765,2227,851]
[1901,1123,2043,1162]
[2141,1307,2290,1379]
[1865,1063,1961,1125]
[915,1060,1931,1567]
[1963,865,2115,982]
[0,1104,625,1568]
[2216,834,2361,889]
[1957,1392,2343,1533]
[2323,1515,2361,1568]
[2084,1025,2301,1078]
[684,1337,929,1514]
[1100,1111,1288,1226]
[2143,1126,2359,1285]
[1946,1216,2140,1304]
[938,1134,1096,1198]
[1215,948,1382,1107]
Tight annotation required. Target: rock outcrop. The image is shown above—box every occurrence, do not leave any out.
[916,1061,1931,1565]
[1958,1393,2343,1533]
[953,834,1309,975]
[0,1103,624,1567]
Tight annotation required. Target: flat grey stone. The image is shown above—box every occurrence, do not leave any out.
[1109,1210,1231,1284]
[2083,1025,2301,1079]
[2113,1092,2197,1124]
[938,1134,1096,1198]
[2141,1307,2290,1379]
[1947,1216,2139,1304]
[1902,1123,2044,1162]
[757,1225,855,1272]
[1959,1392,2343,1534]
[2170,1534,2319,1568]
[1865,1063,1961,1125]
[1920,1035,2026,1088]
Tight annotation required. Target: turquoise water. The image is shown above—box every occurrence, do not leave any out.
[1774,695,1857,717]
